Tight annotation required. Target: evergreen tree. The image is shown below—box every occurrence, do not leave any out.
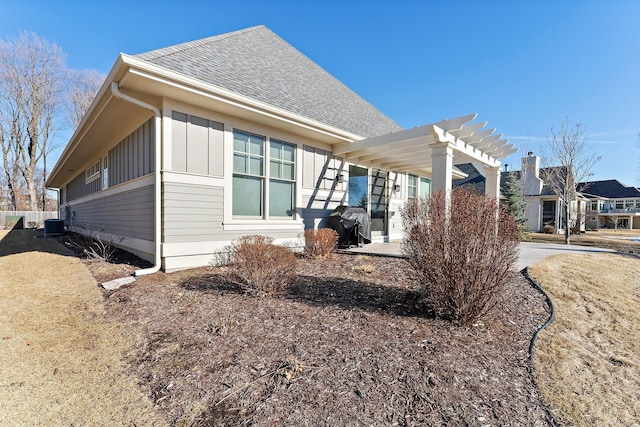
[502,171,527,235]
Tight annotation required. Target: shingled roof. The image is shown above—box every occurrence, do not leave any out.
[135,25,402,138]
[577,180,640,199]
[452,163,486,194]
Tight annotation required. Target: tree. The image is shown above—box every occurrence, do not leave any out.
[541,119,600,244]
[0,32,66,211]
[67,69,105,129]
[502,170,527,237]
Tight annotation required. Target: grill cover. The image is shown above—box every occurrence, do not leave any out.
[328,205,372,248]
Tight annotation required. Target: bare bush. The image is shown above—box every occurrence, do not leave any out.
[228,235,296,295]
[304,228,338,258]
[67,225,126,262]
[401,188,520,326]
[542,224,556,234]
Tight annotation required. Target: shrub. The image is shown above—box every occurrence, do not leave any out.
[304,228,338,258]
[401,188,520,326]
[543,224,556,234]
[228,235,296,295]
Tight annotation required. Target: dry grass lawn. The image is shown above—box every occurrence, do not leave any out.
[0,229,164,426]
[529,229,640,254]
[529,253,640,426]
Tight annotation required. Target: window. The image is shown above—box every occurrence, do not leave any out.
[408,175,431,200]
[419,177,431,198]
[269,139,296,217]
[232,131,297,219]
[102,156,108,190]
[85,160,100,183]
[590,201,598,211]
[408,174,418,199]
[625,200,635,209]
[615,201,624,210]
[233,130,264,216]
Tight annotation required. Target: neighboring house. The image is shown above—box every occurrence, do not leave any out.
[503,152,587,233]
[46,25,515,272]
[454,152,588,233]
[578,180,640,229]
[452,163,486,195]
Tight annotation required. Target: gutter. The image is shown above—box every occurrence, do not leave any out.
[110,81,162,277]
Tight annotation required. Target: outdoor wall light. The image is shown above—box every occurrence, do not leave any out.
[393,184,401,192]
[335,174,344,183]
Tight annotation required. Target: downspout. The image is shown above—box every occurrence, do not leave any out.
[110,81,162,276]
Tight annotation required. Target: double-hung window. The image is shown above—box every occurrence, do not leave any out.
[408,174,431,200]
[101,156,109,190]
[269,139,296,217]
[408,174,418,200]
[233,131,265,216]
[232,131,297,219]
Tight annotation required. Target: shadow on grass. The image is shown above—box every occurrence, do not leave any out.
[180,272,428,319]
[0,227,72,257]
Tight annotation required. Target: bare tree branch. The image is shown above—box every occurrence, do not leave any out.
[0,32,67,211]
[67,68,105,129]
[541,119,601,244]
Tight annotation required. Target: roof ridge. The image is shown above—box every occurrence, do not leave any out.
[135,25,267,61]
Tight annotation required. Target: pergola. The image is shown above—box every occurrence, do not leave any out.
[332,113,517,200]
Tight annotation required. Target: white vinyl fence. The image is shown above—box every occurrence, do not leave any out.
[1,211,59,228]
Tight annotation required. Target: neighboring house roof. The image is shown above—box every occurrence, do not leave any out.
[577,180,640,199]
[135,25,402,138]
[452,163,486,194]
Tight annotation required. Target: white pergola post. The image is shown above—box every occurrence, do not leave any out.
[484,166,501,205]
[431,143,454,200]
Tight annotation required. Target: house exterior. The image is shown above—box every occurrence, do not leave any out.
[503,153,587,233]
[46,26,515,273]
[454,152,588,234]
[578,180,640,229]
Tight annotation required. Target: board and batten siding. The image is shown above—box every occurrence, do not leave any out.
[171,112,224,176]
[65,118,155,202]
[109,118,155,187]
[66,172,101,202]
[69,184,154,241]
[300,145,346,229]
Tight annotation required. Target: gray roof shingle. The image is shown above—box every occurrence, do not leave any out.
[577,180,640,199]
[135,25,401,138]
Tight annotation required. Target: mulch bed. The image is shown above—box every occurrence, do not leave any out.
[85,251,555,426]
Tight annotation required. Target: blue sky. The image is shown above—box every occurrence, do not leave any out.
[2,0,639,185]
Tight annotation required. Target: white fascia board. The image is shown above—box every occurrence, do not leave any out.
[120,55,362,144]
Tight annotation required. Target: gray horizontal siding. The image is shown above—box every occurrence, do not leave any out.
[163,182,301,243]
[69,185,154,241]
[163,182,224,243]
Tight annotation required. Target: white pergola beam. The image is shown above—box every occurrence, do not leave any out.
[433,113,477,132]
[332,124,434,155]
[449,121,487,138]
